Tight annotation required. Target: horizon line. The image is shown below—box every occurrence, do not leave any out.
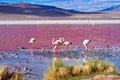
[0,19,120,25]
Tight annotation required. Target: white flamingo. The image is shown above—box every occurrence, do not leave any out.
[83,39,91,52]
[29,38,35,43]
[88,20,95,26]
[63,41,72,50]
[82,39,92,62]
[29,38,36,56]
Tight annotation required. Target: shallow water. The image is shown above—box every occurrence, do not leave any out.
[0,24,120,51]
[0,47,120,80]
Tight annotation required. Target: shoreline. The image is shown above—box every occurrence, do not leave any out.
[0,19,120,25]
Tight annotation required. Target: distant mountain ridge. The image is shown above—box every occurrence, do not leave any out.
[0,2,120,17]
[100,4,120,12]
[0,2,81,16]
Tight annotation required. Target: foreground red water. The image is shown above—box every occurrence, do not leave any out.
[0,24,120,51]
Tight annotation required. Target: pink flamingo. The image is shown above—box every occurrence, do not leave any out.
[29,38,35,56]
[52,37,64,57]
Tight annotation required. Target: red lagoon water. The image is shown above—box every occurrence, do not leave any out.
[0,24,120,51]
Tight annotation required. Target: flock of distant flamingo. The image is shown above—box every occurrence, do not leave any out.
[29,37,92,61]
[28,21,94,57]
[27,21,94,60]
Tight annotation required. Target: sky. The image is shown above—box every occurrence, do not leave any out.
[0,0,120,12]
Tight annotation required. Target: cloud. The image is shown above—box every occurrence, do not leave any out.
[46,0,120,12]
[1,0,120,12]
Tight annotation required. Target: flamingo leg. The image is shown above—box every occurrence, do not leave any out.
[66,45,68,51]
[66,45,69,56]
[31,43,35,56]
[52,45,59,69]
[85,45,88,52]
[52,45,57,70]
[56,46,59,57]
[31,49,34,56]
[53,45,57,57]
[53,45,56,53]
[64,45,69,61]
[53,45,60,57]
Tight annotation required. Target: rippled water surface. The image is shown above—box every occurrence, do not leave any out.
[0,47,120,80]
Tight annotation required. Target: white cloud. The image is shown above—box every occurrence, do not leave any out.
[46,0,120,12]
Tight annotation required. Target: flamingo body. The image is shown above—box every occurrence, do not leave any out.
[29,38,35,43]
[63,41,72,46]
[83,39,91,45]
[52,39,63,45]
[52,37,64,46]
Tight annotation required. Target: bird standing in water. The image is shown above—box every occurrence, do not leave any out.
[83,39,92,62]
[52,37,64,69]
[63,41,72,50]
[83,39,92,52]
[52,37,64,57]
[29,38,36,56]
[63,41,72,60]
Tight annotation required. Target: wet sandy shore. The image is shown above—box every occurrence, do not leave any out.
[0,19,120,25]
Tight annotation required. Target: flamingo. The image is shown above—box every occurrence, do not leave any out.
[29,38,36,56]
[83,39,92,52]
[63,41,72,50]
[82,39,92,62]
[52,37,64,69]
[29,38,35,43]
[88,20,95,26]
[63,41,72,60]
[52,37,64,57]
